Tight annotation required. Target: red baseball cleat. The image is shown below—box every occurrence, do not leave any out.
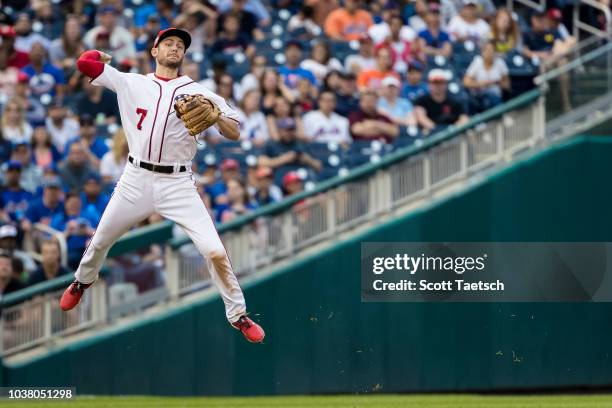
[60,280,91,311]
[232,316,265,343]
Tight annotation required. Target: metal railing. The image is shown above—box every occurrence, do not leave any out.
[1,90,544,357]
[574,0,612,39]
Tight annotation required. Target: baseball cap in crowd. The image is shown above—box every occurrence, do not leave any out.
[463,0,479,6]
[286,39,304,50]
[256,166,273,179]
[100,6,119,15]
[42,176,62,189]
[382,76,401,88]
[282,171,301,188]
[0,25,16,38]
[428,2,441,13]
[547,8,562,21]
[408,61,424,72]
[7,160,22,171]
[96,30,110,41]
[153,27,192,50]
[220,158,240,171]
[428,69,451,82]
[0,225,17,240]
[79,114,95,126]
[17,71,29,84]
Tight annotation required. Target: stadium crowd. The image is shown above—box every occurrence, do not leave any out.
[0,0,591,294]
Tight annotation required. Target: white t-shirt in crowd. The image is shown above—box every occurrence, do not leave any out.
[344,54,377,74]
[368,23,416,45]
[100,152,126,183]
[302,110,351,144]
[237,109,269,143]
[2,122,33,144]
[448,16,490,43]
[465,56,508,95]
[300,58,344,83]
[45,117,80,154]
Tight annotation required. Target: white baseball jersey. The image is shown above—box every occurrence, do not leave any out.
[92,64,240,165]
[303,110,351,144]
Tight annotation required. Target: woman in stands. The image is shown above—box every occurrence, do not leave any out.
[300,40,343,85]
[238,89,269,146]
[490,8,522,54]
[219,179,257,223]
[48,15,85,76]
[259,68,295,116]
[1,98,33,144]
[31,126,61,169]
[99,128,128,189]
[266,96,305,142]
[463,41,510,113]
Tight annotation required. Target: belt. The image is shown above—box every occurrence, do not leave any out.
[129,156,187,174]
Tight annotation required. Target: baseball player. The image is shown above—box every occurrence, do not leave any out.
[59,28,265,343]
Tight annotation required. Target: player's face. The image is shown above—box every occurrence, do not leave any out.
[153,36,186,69]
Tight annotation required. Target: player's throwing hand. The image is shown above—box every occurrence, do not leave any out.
[99,52,112,64]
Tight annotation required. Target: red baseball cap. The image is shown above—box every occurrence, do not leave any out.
[17,71,29,84]
[153,27,191,50]
[282,171,301,187]
[256,166,273,179]
[547,8,562,21]
[220,158,239,171]
[0,25,16,38]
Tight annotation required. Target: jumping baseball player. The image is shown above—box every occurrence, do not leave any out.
[59,28,265,343]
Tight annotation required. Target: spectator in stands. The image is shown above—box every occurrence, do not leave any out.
[260,69,295,115]
[300,41,343,85]
[64,114,109,169]
[14,71,45,126]
[217,0,264,42]
[100,128,128,187]
[0,161,32,222]
[136,14,161,63]
[206,159,242,209]
[377,76,417,126]
[22,41,66,99]
[59,142,98,192]
[34,1,62,39]
[490,8,521,54]
[323,70,342,93]
[295,78,318,114]
[409,0,429,34]
[84,6,137,65]
[357,46,400,90]
[288,5,322,38]
[211,12,255,61]
[6,142,42,194]
[81,174,110,215]
[14,13,50,52]
[463,41,510,113]
[218,0,271,26]
[334,72,360,118]
[0,251,24,294]
[258,120,322,172]
[253,166,283,206]
[344,36,377,75]
[415,69,469,133]
[22,176,63,229]
[74,74,119,124]
[134,0,174,31]
[303,90,352,144]
[448,0,490,44]
[547,9,573,42]
[240,54,266,96]
[2,98,33,144]
[418,3,452,59]
[523,10,571,110]
[401,61,428,102]
[279,40,317,91]
[0,224,36,276]
[215,74,238,108]
[51,190,100,269]
[0,48,19,99]
[48,15,85,75]
[0,26,29,69]
[219,178,257,223]
[282,171,303,196]
[369,2,417,46]
[27,239,70,285]
[238,89,269,145]
[266,96,305,141]
[31,126,61,169]
[45,101,79,154]
[380,15,421,74]
[324,0,374,41]
[174,1,219,55]
[349,88,399,142]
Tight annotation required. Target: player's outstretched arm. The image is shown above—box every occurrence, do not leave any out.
[76,50,110,79]
[217,117,240,141]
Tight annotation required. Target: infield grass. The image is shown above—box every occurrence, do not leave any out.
[0,394,611,408]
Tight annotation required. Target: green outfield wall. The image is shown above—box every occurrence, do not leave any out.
[3,136,612,395]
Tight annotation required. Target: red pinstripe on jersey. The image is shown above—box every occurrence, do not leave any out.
[157,81,195,163]
[147,81,163,161]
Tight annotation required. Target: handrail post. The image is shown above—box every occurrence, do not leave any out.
[165,246,180,300]
[91,279,107,325]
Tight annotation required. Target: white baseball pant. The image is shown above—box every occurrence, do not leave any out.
[74,161,247,323]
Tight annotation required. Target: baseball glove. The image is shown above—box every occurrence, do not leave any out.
[174,94,221,136]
